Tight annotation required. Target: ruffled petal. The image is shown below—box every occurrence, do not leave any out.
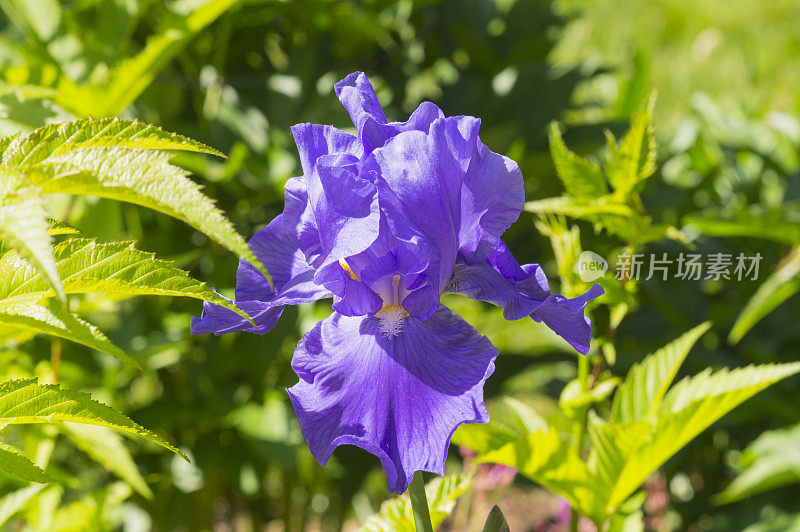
[291,123,363,177]
[447,243,603,354]
[287,306,497,493]
[192,201,330,336]
[458,139,524,263]
[334,72,388,132]
[371,119,465,313]
[334,72,445,152]
[530,285,604,355]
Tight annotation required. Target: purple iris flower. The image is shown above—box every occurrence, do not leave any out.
[192,72,603,493]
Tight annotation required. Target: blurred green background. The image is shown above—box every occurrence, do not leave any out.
[1,0,799,530]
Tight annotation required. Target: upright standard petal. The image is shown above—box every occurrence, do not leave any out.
[371,119,465,316]
[287,306,497,493]
[334,72,445,152]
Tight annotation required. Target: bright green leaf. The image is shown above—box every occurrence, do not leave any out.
[0,379,186,459]
[0,191,64,301]
[361,473,473,532]
[603,362,800,514]
[0,299,135,366]
[610,322,711,423]
[0,442,50,483]
[606,93,657,197]
[479,429,599,521]
[1,118,225,164]
[61,423,154,500]
[729,246,800,344]
[0,118,269,282]
[0,484,45,526]
[548,121,608,198]
[0,237,251,322]
[559,377,620,418]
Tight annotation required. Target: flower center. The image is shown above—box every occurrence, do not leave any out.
[340,260,410,337]
[375,304,409,337]
[375,274,408,337]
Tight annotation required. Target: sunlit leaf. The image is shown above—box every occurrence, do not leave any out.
[61,423,154,500]
[479,429,600,522]
[1,118,224,163]
[0,484,45,526]
[605,93,657,197]
[0,237,250,322]
[53,0,239,117]
[0,191,64,301]
[0,118,269,281]
[729,246,800,344]
[610,322,711,423]
[0,299,135,366]
[717,423,800,504]
[548,121,608,198]
[361,473,473,532]
[601,362,800,513]
[0,379,185,459]
[0,442,51,483]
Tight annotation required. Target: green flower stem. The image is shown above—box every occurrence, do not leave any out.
[570,352,591,532]
[409,471,434,532]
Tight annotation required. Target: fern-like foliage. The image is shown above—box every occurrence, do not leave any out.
[527,95,684,247]
[461,324,800,525]
[0,118,261,490]
[0,379,184,459]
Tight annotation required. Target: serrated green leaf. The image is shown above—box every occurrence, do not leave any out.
[729,246,800,344]
[47,219,80,236]
[601,362,800,515]
[0,118,269,282]
[1,118,224,164]
[0,192,64,302]
[525,196,637,218]
[452,397,548,455]
[717,423,800,504]
[0,379,185,459]
[61,423,153,500]
[0,299,135,366]
[23,146,267,281]
[611,322,711,423]
[0,484,45,526]
[361,473,473,532]
[0,442,51,483]
[0,237,251,322]
[559,377,620,418]
[527,197,682,245]
[606,93,657,197]
[548,122,608,198]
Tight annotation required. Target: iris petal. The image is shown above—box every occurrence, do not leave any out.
[192,206,330,336]
[448,242,603,354]
[287,306,497,493]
